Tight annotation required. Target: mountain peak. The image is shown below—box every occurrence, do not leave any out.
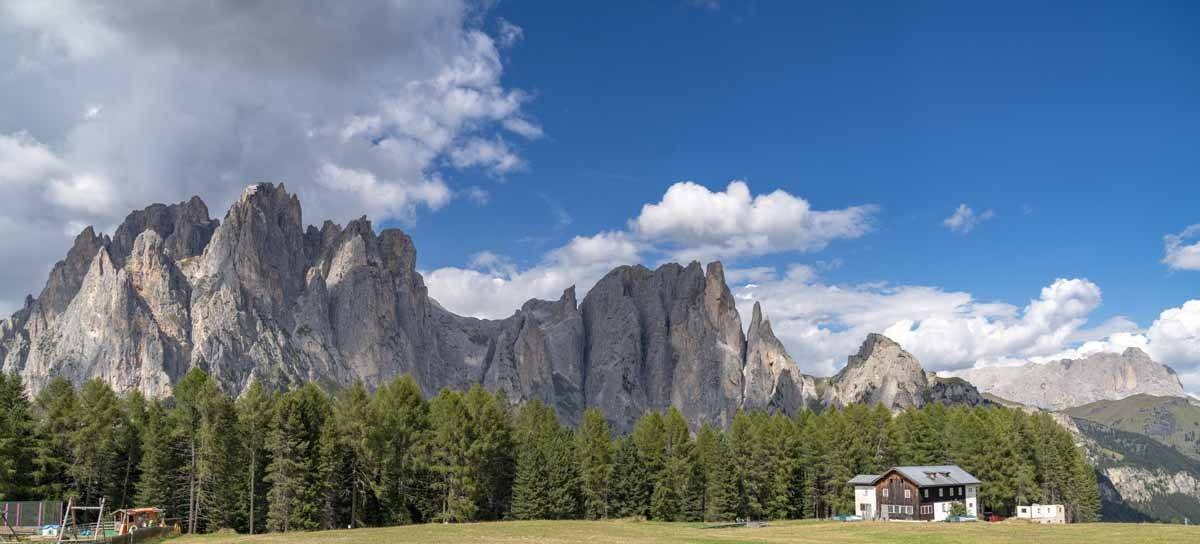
[826,333,929,410]
[960,349,1187,411]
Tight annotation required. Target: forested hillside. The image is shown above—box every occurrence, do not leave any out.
[1066,395,1200,461]
[0,370,1099,535]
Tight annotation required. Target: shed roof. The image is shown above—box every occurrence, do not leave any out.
[848,474,879,486]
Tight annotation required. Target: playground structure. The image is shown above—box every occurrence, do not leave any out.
[0,499,174,543]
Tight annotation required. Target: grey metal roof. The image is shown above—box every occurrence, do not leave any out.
[848,474,879,486]
[892,465,980,487]
[846,465,980,487]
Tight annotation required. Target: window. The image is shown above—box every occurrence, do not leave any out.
[882,488,888,498]
[904,489,911,499]
[958,486,964,495]
[921,505,932,515]
[923,489,929,499]
[905,506,913,515]
[942,503,949,512]
[938,488,943,497]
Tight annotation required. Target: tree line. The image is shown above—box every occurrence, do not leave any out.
[0,369,1100,533]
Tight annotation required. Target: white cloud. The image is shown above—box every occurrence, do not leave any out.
[942,203,995,234]
[0,132,68,186]
[449,137,525,175]
[0,1,537,307]
[1164,224,1200,271]
[426,231,642,319]
[733,270,1104,377]
[45,173,119,215]
[631,180,876,262]
[463,186,490,206]
[497,18,524,49]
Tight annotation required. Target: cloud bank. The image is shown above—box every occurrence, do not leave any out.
[0,0,537,314]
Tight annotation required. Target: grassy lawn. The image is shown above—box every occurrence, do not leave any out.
[168,519,1200,544]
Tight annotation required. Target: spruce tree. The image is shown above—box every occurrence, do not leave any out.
[318,382,371,529]
[70,379,124,507]
[0,373,35,501]
[575,408,613,519]
[32,377,77,501]
[367,376,431,524]
[236,380,273,534]
[136,400,181,517]
[510,400,579,519]
[465,387,514,521]
[429,389,477,522]
[607,437,651,518]
[264,383,329,532]
[696,427,738,521]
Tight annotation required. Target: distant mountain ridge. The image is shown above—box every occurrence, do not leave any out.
[958,349,1186,411]
[0,183,984,431]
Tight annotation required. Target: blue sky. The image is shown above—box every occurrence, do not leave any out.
[414,1,1198,323]
[1,1,1197,389]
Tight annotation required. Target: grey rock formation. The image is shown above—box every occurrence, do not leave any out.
[580,262,746,431]
[959,348,1186,411]
[926,374,987,407]
[823,333,929,409]
[742,301,819,414]
[2,183,988,430]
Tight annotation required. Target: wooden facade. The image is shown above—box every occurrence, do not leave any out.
[873,469,970,521]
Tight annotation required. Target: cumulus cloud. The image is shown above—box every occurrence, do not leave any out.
[1164,225,1200,271]
[729,268,1104,377]
[631,181,877,262]
[0,1,537,314]
[425,231,642,319]
[942,204,995,234]
[425,180,874,319]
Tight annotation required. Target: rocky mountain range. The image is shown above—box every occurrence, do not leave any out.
[0,183,983,431]
[958,349,1187,411]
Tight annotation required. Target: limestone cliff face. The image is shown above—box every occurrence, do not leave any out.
[579,262,746,431]
[959,348,1186,411]
[742,302,819,414]
[2,183,989,430]
[823,334,929,409]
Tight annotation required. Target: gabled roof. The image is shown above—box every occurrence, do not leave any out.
[849,474,879,486]
[846,465,980,487]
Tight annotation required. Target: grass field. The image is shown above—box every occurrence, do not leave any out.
[169,519,1200,544]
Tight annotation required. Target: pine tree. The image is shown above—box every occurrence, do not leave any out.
[113,391,147,509]
[510,400,579,519]
[366,376,431,525]
[465,387,514,521]
[32,377,77,501]
[650,408,696,521]
[70,379,124,506]
[318,382,372,529]
[575,408,613,519]
[429,389,477,522]
[197,394,243,531]
[607,437,651,518]
[264,383,329,532]
[0,373,35,501]
[236,380,273,534]
[136,400,182,517]
[696,427,738,521]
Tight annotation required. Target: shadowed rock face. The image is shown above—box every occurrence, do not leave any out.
[959,348,1186,411]
[1,183,987,430]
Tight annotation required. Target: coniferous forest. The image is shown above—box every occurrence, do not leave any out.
[0,369,1100,534]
